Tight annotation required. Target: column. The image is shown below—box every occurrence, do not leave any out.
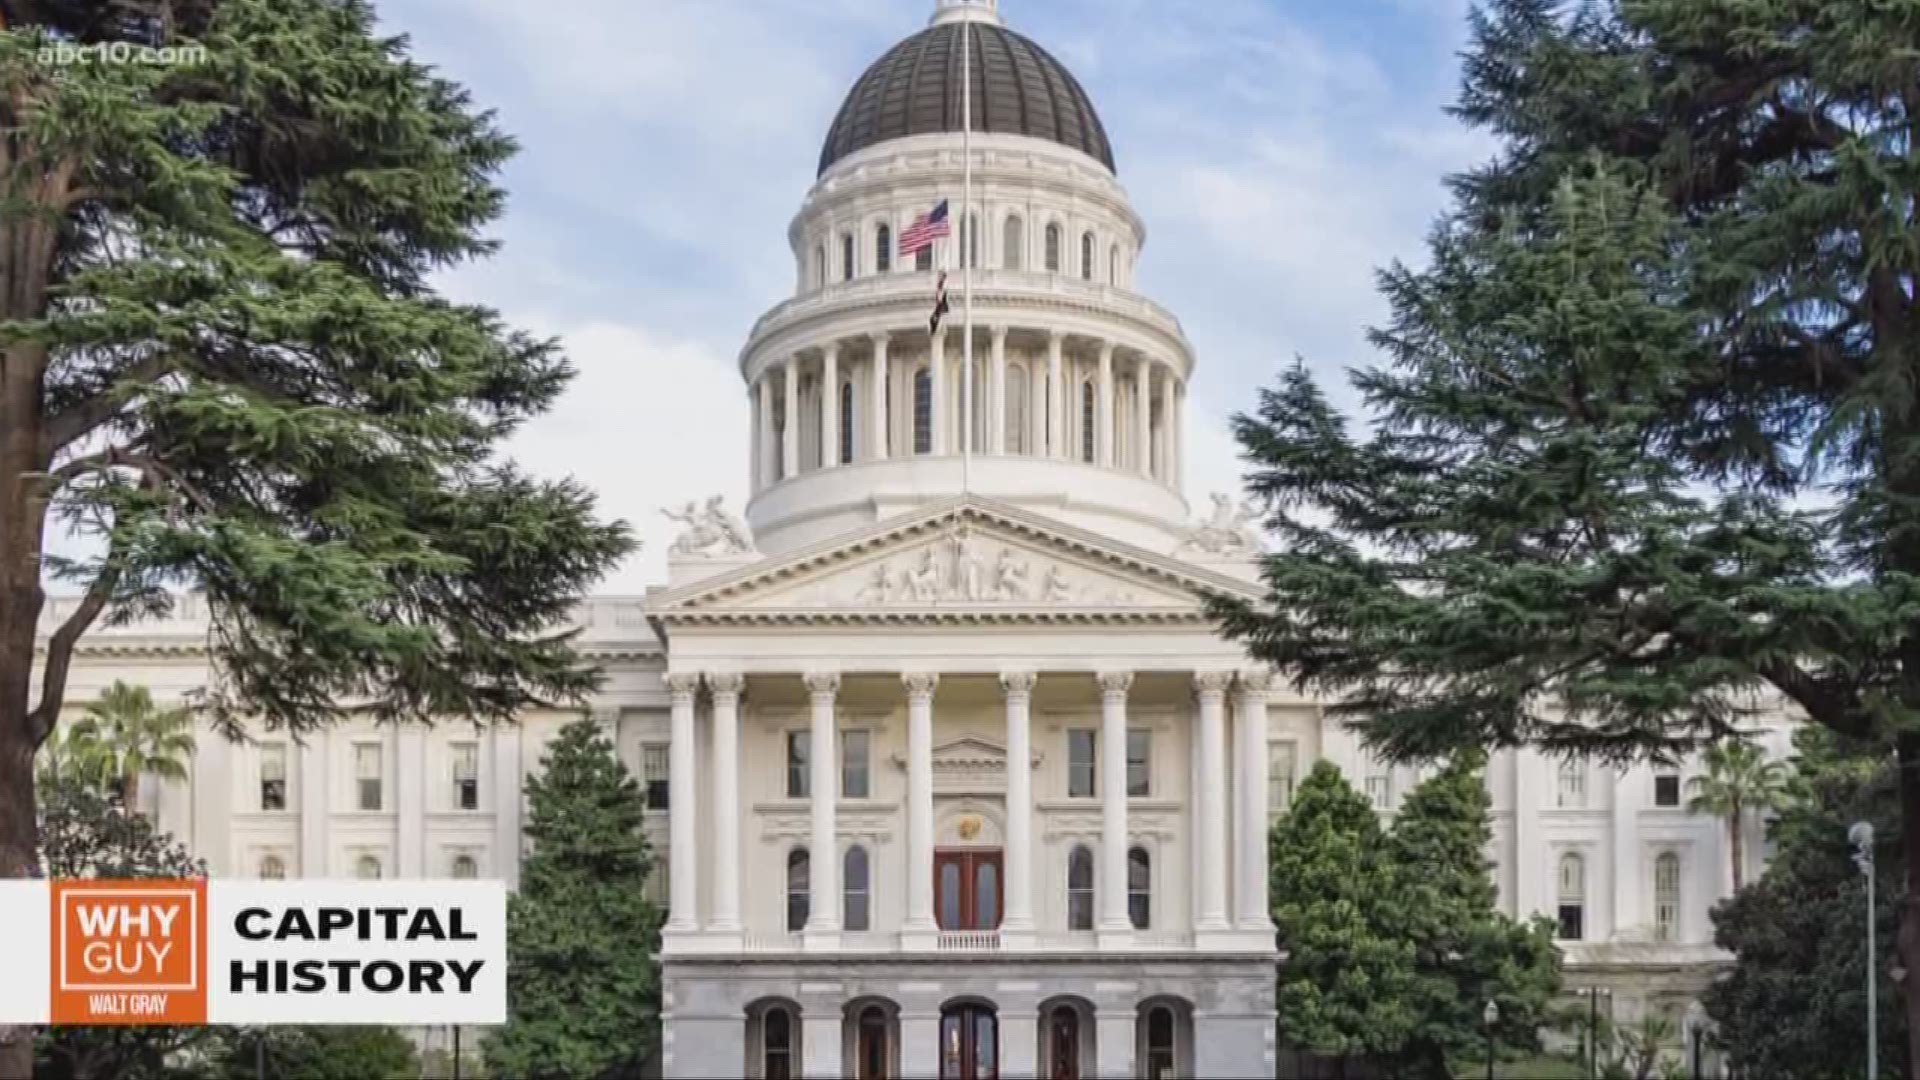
[1047,332,1065,459]
[989,326,1008,455]
[707,672,745,935]
[869,333,890,461]
[1234,670,1275,932]
[1096,342,1115,468]
[299,732,329,876]
[1610,766,1642,936]
[1513,749,1544,917]
[1135,359,1154,477]
[820,342,840,469]
[1029,358,1046,457]
[188,720,231,872]
[1001,671,1037,943]
[666,673,701,935]
[397,725,426,877]
[1097,671,1134,942]
[756,376,775,491]
[1170,378,1184,491]
[931,329,949,455]
[1195,671,1233,935]
[804,672,841,945]
[748,386,761,491]
[902,673,939,945]
[781,358,800,479]
[491,724,522,889]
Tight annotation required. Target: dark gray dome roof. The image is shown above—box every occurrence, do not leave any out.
[819,21,1116,176]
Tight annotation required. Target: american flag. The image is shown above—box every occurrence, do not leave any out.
[899,200,952,257]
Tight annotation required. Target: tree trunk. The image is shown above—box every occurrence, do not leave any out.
[1897,736,1920,1080]
[0,635,43,1080]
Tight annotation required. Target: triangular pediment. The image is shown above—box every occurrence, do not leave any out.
[649,497,1261,624]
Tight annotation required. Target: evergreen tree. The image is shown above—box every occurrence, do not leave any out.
[0,5,632,1071]
[486,720,662,1080]
[1705,729,1904,1078]
[1269,760,1417,1071]
[1385,753,1560,1077]
[1214,0,1920,1063]
[206,1025,421,1080]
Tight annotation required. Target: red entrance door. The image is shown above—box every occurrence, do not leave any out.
[934,849,1003,930]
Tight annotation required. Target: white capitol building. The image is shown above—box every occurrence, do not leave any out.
[36,1,1787,1076]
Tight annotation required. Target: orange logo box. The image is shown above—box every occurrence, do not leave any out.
[51,880,207,1026]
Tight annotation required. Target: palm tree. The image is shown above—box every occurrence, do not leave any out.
[72,681,197,809]
[1686,739,1787,892]
[35,720,117,790]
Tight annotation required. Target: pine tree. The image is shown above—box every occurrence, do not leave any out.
[486,720,662,1080]
[1269,760,1417,1071]
[1216,0,1920,1064]
[1386,752,1560,1077]
[0,5,632,1071]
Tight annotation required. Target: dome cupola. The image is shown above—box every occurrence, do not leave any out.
[817,1,1115,176]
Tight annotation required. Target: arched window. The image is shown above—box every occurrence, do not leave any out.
[1556,852,1585,941]
[913,368,933,455]
[842,233,855,282]
[1109,243,1121,285]
[844,845,871,932]
[1080,382,1096,463]
[786,848,810,932]
[1003,215,1024,270]
[1128,847,1151,929]
[1044,223,1062,272]
[356,854,382,881]
[875,223,892,273]
[763,1005,796,1080]
[839,381,855,465]
[1067,845,1094,931]
[1005,365,1029,454]
[1144,1004,1177,1078]
[1654,852,1681,942]
[259,854,285,880]
[1081,231,1095,280]
[451,854,478,880]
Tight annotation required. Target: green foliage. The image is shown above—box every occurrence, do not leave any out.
[61,681,197,806]
[1704,730,1904,1078]
[1270,761,1417,1065]
[33,774,210,1080]
[205,1026,421,1080]
[1685,738,1787,891]
[1387,752,1561,1076]
[485,720,661,1080]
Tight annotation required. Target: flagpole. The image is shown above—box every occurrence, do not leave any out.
[960,12,974,495]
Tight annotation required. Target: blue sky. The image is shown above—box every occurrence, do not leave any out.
[377,0,1490,590]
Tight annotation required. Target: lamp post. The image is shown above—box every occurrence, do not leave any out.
[1852,821,1877,1079]
[1575,987,1612,1080]
[1483,1000,1499,1080]
[1684,1000,1706,1080]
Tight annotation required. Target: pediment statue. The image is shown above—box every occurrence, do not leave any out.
[1179,493,1263,557]
[663,495,756,558]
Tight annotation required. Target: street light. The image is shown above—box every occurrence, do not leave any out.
[1575,987,1613,1080]
[1683,1000,1706,1080]
[1852,821,1877,1079]
[1483,1000,1500,1080]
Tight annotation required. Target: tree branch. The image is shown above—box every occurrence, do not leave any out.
[26,561,119,747]
[1757,658,1871,740]
[42,352,179,452]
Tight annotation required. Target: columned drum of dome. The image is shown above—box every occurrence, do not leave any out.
[818,17,1116,176]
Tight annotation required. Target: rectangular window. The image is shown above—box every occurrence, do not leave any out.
[841,729,871,800]
[641,743,671,811]
[259,744,287,812]
[1557,760,1587,808]
[452,742,479,811]
[1126,729,1152,797]
[1557,903,1585,941]
[1268,742,1298,812]
[1654,770,1681,808]
[786,731,810,799]
[1365,773,1392,810]
[354,743,382,811]
[1068,729,1097,798]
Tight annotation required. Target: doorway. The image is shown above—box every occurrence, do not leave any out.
[855,1004,890,1080]
[934,849,1003,930]
[1046,1003,1082,1080]
[939,1002,999,1080]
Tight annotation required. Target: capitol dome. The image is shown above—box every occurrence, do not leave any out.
[817,1,1115,175]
